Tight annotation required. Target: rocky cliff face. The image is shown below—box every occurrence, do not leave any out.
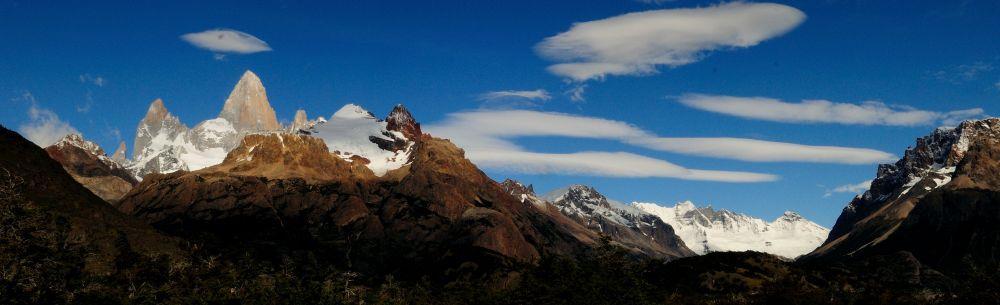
[44,134,138,201]
[116,107,597,280]
[218,70,281,132]
[541,185,695,259]
[809,118,1000,271]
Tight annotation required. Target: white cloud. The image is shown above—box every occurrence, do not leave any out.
[16,92,80,147]
[426,110,897,182]
[535,2,805,81]
[180,29,272,55]
[824,179,873,197]
[678,94,985,126]
[478,89,551,101]
[78,74,106,87]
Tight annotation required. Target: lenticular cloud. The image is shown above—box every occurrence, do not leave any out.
[181,29,272,54]
[536,2,806,81]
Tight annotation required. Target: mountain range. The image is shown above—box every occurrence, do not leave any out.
[3,70,1000,304]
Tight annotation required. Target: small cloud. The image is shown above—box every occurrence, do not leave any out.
[535,2,806,82]
[824,179,873,197]
[677,93,985,127]
[565,84,587,102]
[994,80,1000,90]
[181,29,272,55]
[76,91,93,113]
[16,92,80,147]
[79,74,106,87]
[213,53,228,61]
[930,61,994,84]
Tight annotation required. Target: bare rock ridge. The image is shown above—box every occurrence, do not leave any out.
[808,118,1000,271]
[218,70,280,132]
[44,134,137,201]
[530,184,694,259]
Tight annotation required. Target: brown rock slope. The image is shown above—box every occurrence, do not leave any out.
[117,122,599,280]
[44,134,138,202]
[807,118,1000,272]
[0,125,179,276]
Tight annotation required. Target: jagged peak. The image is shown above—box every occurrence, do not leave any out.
[142,98,173,122]
[501,178,535,196]
[332,104,376,120]
[386,104,422,139]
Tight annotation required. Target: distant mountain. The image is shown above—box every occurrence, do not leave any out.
[43,134,137,201]
[808,118,1000,272]
[538,184,695,259]
[633,201,828,258]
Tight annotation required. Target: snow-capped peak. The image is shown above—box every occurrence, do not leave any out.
[332,104,377,120]
[312,103,414,176]
[54,134,105,157]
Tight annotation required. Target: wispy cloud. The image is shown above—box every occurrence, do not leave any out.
[677,94,985,126]
[16,92,80,147]
[426,110,896,182]
[477,89,551,103]
[476,89,553,109]
[565,84,587,102]
[535,2,805,82]
[930,61,994,84]
[181,29,272,58]
[78,74,106,87]
[824,179,873,197]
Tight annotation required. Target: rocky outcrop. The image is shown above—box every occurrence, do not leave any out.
[386,104,422,140]
[541,185,694,259]
[218,70,281,132]
[808,118,1000,271]
[44,134,138,201]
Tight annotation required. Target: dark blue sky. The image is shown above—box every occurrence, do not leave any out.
[2,0,999,225]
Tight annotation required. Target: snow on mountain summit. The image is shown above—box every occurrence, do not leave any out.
[632,201,829,258]
[312,104,414,176]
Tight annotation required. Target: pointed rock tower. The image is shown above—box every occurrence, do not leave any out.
[111,141,128,163]
[291,109,309,131]
[219,70,280,132]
